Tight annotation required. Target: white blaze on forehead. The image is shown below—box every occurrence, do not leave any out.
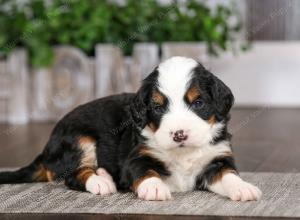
[157,56,198,107]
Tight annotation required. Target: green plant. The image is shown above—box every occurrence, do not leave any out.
[0,0,243,67]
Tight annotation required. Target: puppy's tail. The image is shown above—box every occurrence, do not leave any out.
[0,154,54,184]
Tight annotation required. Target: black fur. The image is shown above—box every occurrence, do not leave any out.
[187,64,234,144]
[0,62,236,194]
[120,146,170,190]
[195,156,237,190]
[191,64,234,123]
[0,154,44,183]
[130,69,159,129]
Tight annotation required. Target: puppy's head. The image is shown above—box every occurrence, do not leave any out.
[134,56,234,150]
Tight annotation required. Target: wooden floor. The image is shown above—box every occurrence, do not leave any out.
[0,108,299,220]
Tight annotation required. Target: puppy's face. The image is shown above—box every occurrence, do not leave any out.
[136,57,234,150]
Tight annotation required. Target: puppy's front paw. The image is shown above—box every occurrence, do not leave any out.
[223,174,262,201]
[86,174,117,195]
[137,177,172,201]
[227,181,262,201]
[96,168,114,181]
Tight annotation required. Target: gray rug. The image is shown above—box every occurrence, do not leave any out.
[0,172,299,217]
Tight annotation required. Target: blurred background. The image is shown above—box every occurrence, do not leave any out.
[0,0,299,172]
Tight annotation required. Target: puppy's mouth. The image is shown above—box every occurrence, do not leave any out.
[178,143,185,148]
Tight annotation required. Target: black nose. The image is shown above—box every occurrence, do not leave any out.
[173,130,188,142]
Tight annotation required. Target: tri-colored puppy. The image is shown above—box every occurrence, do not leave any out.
[0,56,262,201]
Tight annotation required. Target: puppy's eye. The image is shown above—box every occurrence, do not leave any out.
[154,105,165,114]
[191,99,204,109]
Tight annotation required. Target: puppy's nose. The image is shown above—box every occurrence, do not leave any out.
[173,130,188,142]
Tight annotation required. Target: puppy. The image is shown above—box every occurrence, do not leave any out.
[0,56,261,201]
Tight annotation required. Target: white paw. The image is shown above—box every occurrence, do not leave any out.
[223,174,262,201]
[96,168,114,181]
[85,174,117,195]
[137,177,172,201]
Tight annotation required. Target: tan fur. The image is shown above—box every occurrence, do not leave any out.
[152,90,165,105]
[208,115,216,124]
[138,145,156,158]
[46,170,55,181]
[148,122,158,132]
[132,169,160,191]
[78,136,97,168]
[212,167,237,184]
[33,164,55,182]
[186,86,200,103]
[76,167,95,185]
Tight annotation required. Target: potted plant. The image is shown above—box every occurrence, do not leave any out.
[0,0,244,123]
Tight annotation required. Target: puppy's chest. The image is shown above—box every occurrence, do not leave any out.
[160,149,211,192]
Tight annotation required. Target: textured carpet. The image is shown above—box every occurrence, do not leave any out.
[0,172,299,217]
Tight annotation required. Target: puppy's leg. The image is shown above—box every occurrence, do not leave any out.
[209,172,262,201]
[122,146,171,201]
[65,167,116,195]
[196,154,262,201]
[133,170,172,201]
[65,136,116,195]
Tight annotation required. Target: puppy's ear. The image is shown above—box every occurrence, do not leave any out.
[130,69,159,129]
[130,87,148,129]
[210,73,234,121]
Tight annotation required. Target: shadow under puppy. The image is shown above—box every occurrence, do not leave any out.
[0,56,261,201]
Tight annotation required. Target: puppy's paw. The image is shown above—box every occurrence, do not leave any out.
[96,168,114,181]
[223,174,262,201]
[137,177,172,201]
[86,174,117,195]
[227,181,262,201]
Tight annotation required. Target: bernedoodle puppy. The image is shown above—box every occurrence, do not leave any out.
[0,56,262,201]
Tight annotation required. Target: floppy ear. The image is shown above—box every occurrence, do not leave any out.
[130,86,149,129]
[130,69,159,129]
[210,73,234,121]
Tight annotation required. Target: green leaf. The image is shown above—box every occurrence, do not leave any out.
[0,0,244,66]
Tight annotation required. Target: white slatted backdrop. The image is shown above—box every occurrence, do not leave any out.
[0,42,300,124]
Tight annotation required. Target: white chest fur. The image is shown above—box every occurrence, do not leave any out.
[148,143,231,192]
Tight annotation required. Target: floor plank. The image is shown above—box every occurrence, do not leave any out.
[0,108,299,220]
[1,213,299,220]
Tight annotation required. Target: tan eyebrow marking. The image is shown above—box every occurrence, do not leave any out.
[152,90,165,105]
[186,86,200,103]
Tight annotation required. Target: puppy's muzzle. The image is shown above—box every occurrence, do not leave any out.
[173,130,188,142]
